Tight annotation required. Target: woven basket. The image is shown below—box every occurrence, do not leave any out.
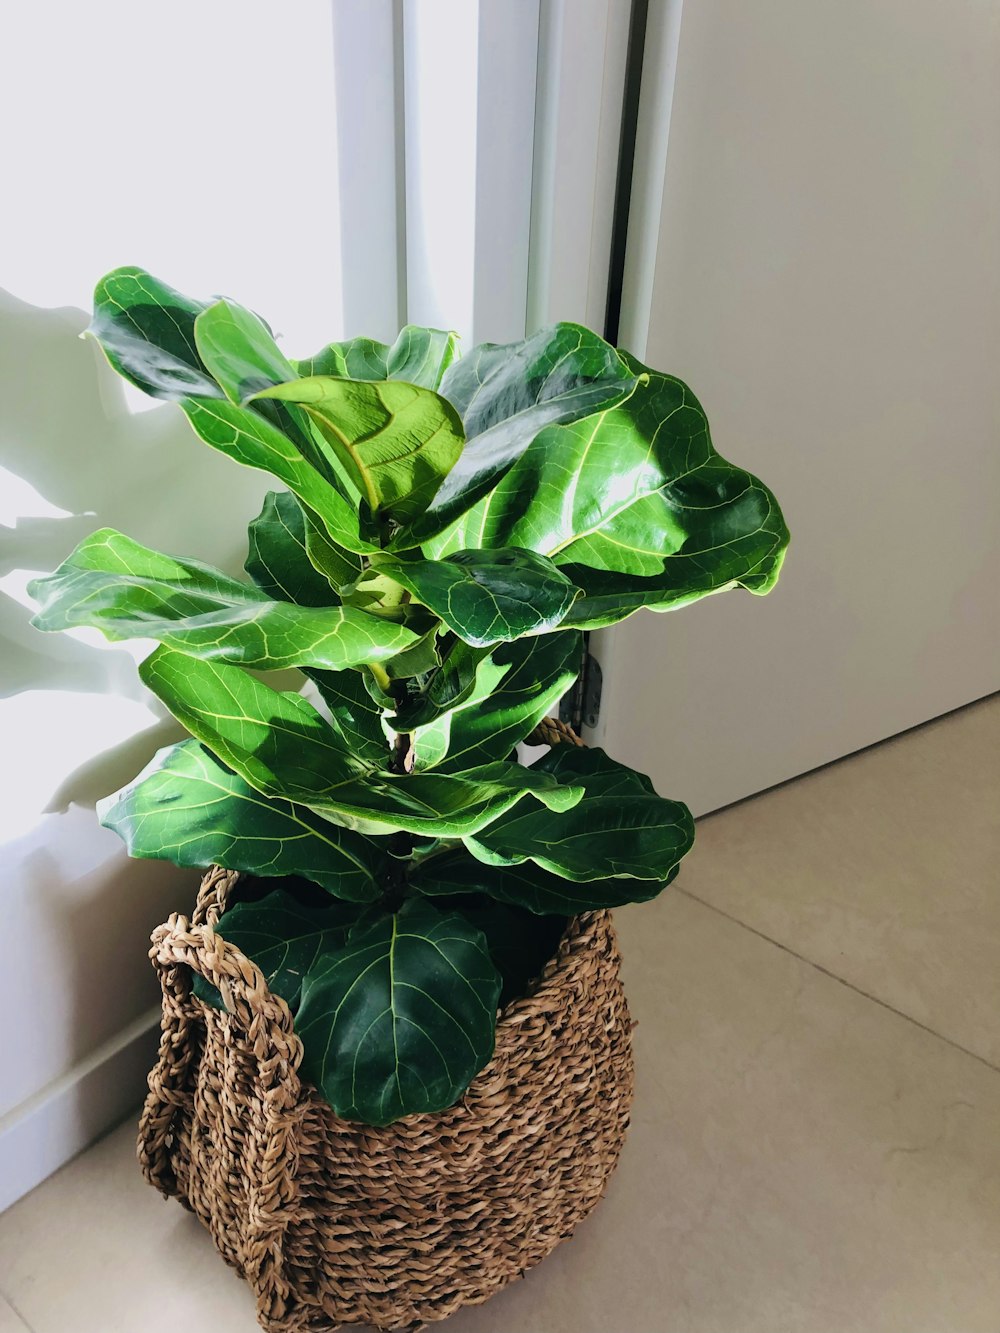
[137,722,635,1332]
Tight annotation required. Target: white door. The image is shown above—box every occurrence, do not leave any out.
[594,0,1000,815]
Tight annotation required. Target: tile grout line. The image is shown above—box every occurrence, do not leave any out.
[674,885,1000,1079]
[0,1290,35,1333]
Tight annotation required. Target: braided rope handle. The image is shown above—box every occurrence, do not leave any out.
[138,914,305,1325]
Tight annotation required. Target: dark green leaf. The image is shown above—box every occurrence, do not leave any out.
[412,844,678,915]
[387,638,492,732]
[434,631,583,769]
[369,548,580,647]
[295,897,500,1124]
[253,376,464,529]
[29,528,418,671]
[87,266,221,401]
[305,666,388,764]
[97,740,386,901]
[414,890,566,1006]
[140,647,585,838]
[464,745,695,883]
[417,323,639,541]
[245,491,342,606]
[179,396,378,554]
[194,888,362,1011]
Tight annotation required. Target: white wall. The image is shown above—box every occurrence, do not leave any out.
[599,0,1000,814]
[0,0,344,1209]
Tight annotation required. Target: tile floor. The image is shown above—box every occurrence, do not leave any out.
[1,695,998,1333]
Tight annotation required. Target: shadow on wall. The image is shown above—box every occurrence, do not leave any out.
[0,287,271,814]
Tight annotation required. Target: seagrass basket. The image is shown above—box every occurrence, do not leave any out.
[137,723,635,1333]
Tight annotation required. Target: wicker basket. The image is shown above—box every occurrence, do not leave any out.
[138,743,635,1332]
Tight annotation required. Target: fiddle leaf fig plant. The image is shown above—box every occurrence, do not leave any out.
[30,267,789,1127]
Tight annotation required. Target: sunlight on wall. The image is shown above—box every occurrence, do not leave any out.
[0,0,345,359]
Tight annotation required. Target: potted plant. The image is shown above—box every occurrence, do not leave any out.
[30,267,788,1331]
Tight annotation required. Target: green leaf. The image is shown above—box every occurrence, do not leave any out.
[293,325,460,391]
[417,323,639,543]
[179,396,378,554]
[433,351,790,624]
[369,548,580,648]
[253,376,464,529]
[384,325,461,390]
[295,897,500,1124]
[195,888,362,1011]
[193,299,296,404]
[305,666,388,765]
[387,638,492,732]
[245,491,342,606]
[434,631,583,769]
[29,528,418,671]
[140,647,586,838]
[97,740,387,902]
[412,845,677,915]
[88,266,221,401]
[414,890,566,1007]
[464,745,695,883]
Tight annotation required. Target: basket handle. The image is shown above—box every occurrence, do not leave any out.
[138,913,305,1325]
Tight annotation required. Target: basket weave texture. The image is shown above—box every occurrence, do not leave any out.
[137,720,635,1333]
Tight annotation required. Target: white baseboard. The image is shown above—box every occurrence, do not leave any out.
[0,1005,162,1213]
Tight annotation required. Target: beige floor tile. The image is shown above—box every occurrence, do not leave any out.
[0,1296,30,1333]
[4,894,998,1333]
[448,894,1000,1333]
[680,693,1000,1066]
[0,1118,258,1333]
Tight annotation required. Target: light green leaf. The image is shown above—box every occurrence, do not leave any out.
[98,740,386,902]
[254,376,464,530]
[193,299,296,404]
[293,325,460,391]
[29,528,418,670]
[295,897,500,1125]
[369,548,580,647]
[87,266,221,401]
[195,888,362,1011]
[464,745,695,883]
[416,323,639,544]
[432,351,790,623]
[179,396,378,554]
[140,647,585,838]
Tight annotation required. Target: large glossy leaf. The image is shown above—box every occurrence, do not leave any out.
[424,894,566,1007]
[179,396,378,554]
[417,323,639,543]
[245,491,341,606]
[294,325,460,391]
[432,352,790,622]
[193,299,296,404]
[140,647,585,838]
[387,638,492,732]
[305,666,388,765]
[295,897,500,1124]
[29,529,417,670]
[464,745,695,883]
[369,549,580,648]
[197,888,362,1010]
[434,631,583,769]
[254,377,464,530]
[97,740,387,901]
[88,266,221,400]
[412,845,677,915]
